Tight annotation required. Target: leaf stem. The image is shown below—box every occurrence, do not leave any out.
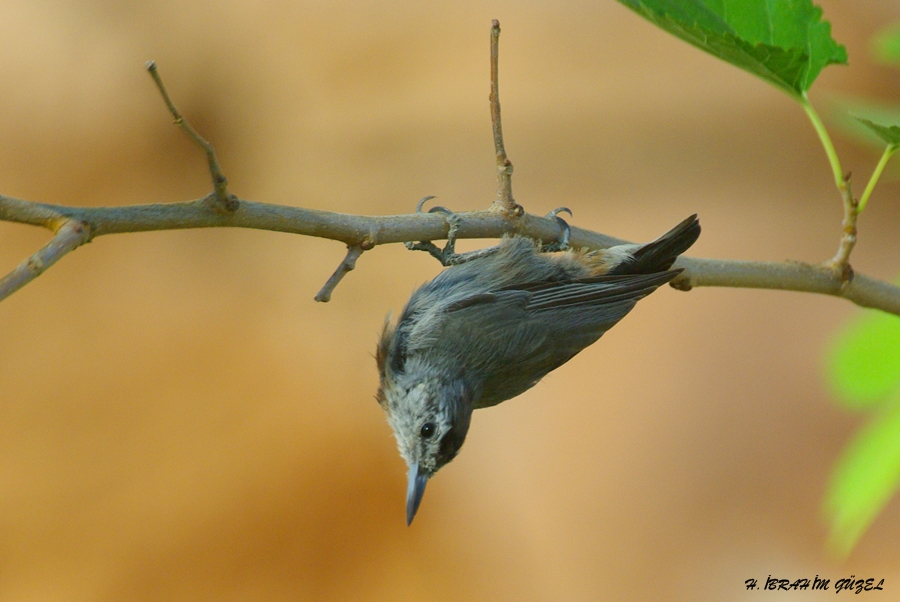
[858,144,899,213]
[802,96,845,190]
[802,96,859,277]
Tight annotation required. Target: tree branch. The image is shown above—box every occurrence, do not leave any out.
[3,192,900,314]
[0,219,91,302]
[672,257,900,315]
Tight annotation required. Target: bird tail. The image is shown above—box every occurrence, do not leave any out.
[608,214,700,275]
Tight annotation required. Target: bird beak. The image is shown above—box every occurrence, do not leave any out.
[406,463,429,525]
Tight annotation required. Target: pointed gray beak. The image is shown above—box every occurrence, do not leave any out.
[406,463,429,525]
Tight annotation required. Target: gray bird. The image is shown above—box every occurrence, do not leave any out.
[376,214,700,524]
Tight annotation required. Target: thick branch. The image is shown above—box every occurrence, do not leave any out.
[3,193,900,315]
[673,257,900,315]
[0,194,526,242]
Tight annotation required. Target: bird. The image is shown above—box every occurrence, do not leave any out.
[375,213,700,524]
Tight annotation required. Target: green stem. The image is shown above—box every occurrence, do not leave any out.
[858,144,899,213]
[802,96,845,190]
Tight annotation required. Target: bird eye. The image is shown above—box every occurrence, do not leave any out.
[420,422,436,438]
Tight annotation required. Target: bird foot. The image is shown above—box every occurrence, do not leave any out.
[405,197,500,266]
[540,207,572,252]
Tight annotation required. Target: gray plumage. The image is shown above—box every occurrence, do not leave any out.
[376,214,700,524]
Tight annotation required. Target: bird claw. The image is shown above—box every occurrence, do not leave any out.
[541,207,572,252]
[406,197,477,266]
[407,196,461,264]
[415,196,436,213]
[415,195,454,218]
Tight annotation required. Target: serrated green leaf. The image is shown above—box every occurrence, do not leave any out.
[870,24,900,66]
[618,0,848,98]
[827,307,900,409]
[825,397,900,557]
[856,117,900,147]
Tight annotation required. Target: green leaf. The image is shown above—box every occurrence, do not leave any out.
[825,397,900,557]
[825,93,900,153]
[827,307,900,408]
[618,0,848,98]
[856,117,900,147]
[870,24,900,66]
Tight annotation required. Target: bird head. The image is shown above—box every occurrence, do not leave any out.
[377,375,473,524]
[376,321,473,524]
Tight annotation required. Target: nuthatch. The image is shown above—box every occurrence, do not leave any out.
[376,211,700,524]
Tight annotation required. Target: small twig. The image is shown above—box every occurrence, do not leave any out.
[145,61,237,212]
[489,20,519,216]
[859,145,898,213]
[315,244,367,302]
[0,220,91,302]
[824,172,858,283]
[801,101,859,285]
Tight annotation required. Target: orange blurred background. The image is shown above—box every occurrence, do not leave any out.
[2,1,900,599]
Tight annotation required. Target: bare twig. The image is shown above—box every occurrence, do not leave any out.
[146,61,237,212]
[489,20,519,216]
[315,244,367,302]
[0,219,91,302]
[824,172,858,283]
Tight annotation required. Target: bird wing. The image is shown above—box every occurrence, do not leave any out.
[437,270,679,407]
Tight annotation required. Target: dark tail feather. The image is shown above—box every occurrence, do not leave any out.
[608,214,700,275]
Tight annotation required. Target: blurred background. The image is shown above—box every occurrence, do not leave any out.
[2,0,900,599]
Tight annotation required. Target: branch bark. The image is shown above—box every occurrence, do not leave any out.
[0,219,91,300]
[3,192,900,314]
[315,244,368,302]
